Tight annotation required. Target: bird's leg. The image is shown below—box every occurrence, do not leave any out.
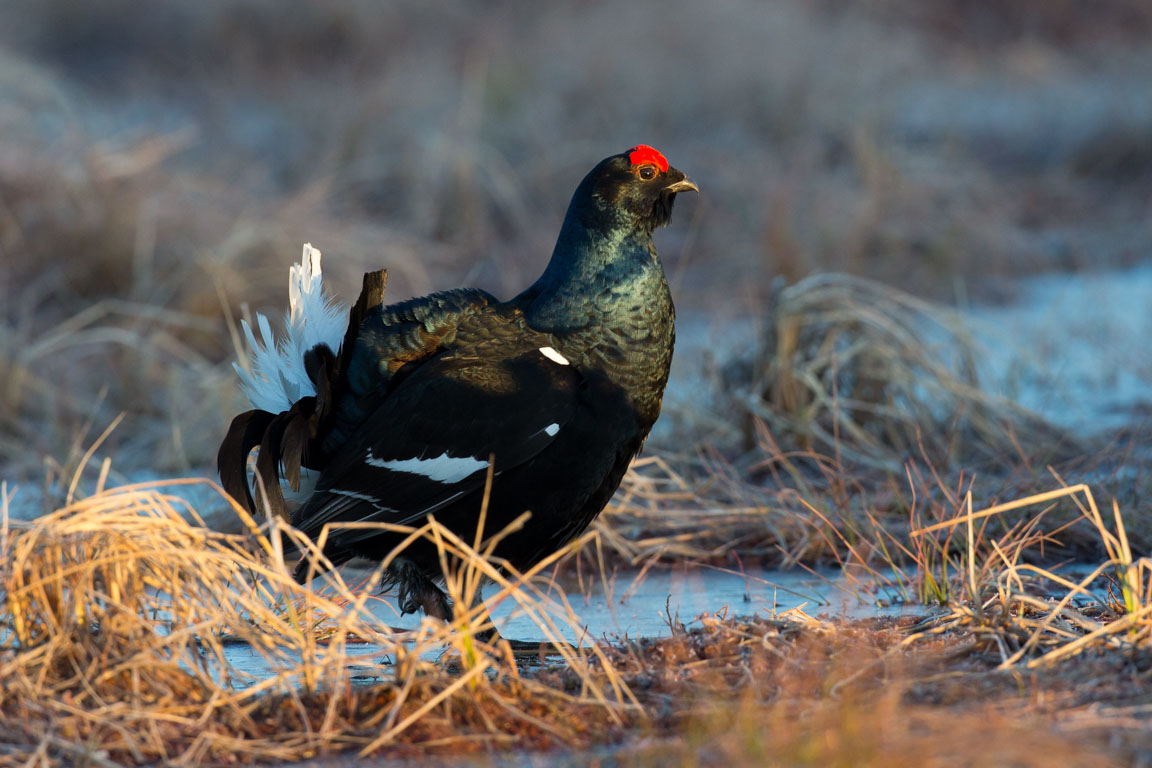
[390,566,560,656]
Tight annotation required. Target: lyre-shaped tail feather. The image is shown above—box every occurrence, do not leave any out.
[220,243,388,518]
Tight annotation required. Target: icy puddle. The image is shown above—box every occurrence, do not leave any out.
[458,563,914,640]
[221,564,917,685]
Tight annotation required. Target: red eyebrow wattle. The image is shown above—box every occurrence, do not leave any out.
[627,145,668,173]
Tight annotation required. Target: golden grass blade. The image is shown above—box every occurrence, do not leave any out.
[909,484,1092,536]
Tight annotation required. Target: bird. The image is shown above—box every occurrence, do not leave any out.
[218,145,697,625]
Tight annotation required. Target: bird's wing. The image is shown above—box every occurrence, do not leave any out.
[290,342,581,549]
[319,287,498,455]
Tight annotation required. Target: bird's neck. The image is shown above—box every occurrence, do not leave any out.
[518,206,676,431]
[519,214,668,332]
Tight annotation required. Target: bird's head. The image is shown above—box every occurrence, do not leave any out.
[572,145,698,236]
[524,145,696,325]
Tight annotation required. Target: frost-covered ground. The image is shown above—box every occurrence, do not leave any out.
[968,266,1152,433]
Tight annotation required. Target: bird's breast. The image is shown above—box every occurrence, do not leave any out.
[554,303,674,431]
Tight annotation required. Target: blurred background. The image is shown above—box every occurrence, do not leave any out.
[1,0,1150,512]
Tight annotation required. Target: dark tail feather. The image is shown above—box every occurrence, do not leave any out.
[305,343,338,426]
[338,269,388,389]
[217,409,276,514]
[218,399,318,521]
[253,401,318,521]
[279,410,312,492]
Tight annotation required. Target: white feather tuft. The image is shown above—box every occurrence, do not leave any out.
[235,243,348,412]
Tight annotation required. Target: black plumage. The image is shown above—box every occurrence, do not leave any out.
[218,145,697,621]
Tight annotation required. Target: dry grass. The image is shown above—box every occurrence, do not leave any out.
[595,613,1140,768]
[730,273,1069,472]
[901,479,1152,666]
[0,480,639,764]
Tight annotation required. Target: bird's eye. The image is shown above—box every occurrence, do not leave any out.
[637,165,657,181]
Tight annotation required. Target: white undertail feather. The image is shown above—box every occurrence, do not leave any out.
[234,243,348,412]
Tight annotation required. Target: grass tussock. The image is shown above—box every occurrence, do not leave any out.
[732,273,1066,472]
[0,479,638,764]
[899,480,1152,667]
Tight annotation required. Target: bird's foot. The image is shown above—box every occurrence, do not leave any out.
[390,560,452,619]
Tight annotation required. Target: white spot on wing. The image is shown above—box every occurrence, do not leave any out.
[544,423,560,436]
[365,450,488,484]
[539,346,569,365]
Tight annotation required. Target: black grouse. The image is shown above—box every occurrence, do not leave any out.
[219,145,697,621]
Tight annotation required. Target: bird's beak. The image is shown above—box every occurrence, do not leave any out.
[651,170,696,229]
[663,177,699,194]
